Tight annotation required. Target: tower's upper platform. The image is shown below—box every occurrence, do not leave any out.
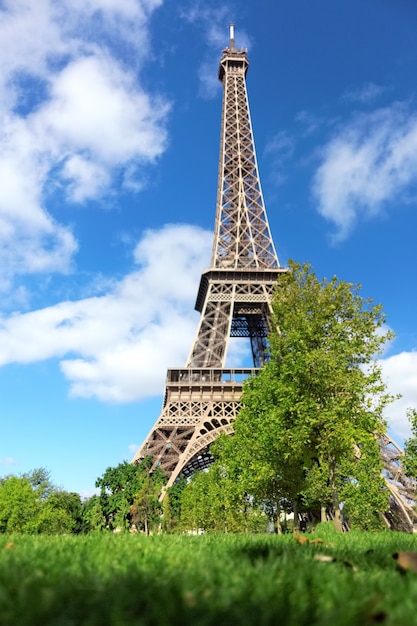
[218,24,249,82]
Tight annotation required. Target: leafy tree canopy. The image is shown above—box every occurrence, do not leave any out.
[0,468,82,534]
[211,262,393,531]
[403,409,417,480]
[95,457,166,533]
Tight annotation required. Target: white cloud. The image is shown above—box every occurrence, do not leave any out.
[0,457,17,466]
[198,59,221,99]
[342,82,385,105]
[295,110,321,136]
[62,155,110,203]
[312,103,417,240]
[0,0,168,290]
[0,1,68,102]
[381,351,417,442]
[0,225,212,403]
[37,55,169,164]
[264,131,295,186]
[78,487,99,500]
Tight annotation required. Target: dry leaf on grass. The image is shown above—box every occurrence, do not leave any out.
[293,535,334,547]
[393,552,417,573]
[313,554,335,563]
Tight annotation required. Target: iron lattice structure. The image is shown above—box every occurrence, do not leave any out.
[379,434,417,531]
[132,28,416,529]
[132,29,287,488]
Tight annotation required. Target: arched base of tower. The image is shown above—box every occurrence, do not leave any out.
[131,367,257,486]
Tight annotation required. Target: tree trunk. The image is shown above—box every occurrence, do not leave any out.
[321,506,327,523]
[294,500,299,531]
[329,460,343,532]
[275,499,282,534]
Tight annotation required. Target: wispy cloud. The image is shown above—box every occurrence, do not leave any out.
[312,102,417,241]
[342,82,385,105]
[0,457,17,466]
[264,130,295,186]
[295,110,322,136]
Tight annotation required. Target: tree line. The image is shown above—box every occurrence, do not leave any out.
[2,263,416,534]
[0,459,167,535]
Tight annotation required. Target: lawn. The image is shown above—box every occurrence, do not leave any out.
[1,528,417,625]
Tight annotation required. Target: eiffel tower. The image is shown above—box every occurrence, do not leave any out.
[132,26,416,530]
[132,25,287,488]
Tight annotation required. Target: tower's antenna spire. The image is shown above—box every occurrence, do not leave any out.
[229,23,235,50]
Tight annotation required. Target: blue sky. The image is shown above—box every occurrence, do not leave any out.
[1,0,416,496]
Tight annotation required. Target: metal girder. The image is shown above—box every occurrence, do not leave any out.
[378,433,417,531]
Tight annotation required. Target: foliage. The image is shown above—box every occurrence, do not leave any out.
[2,532,417,625]
[42,491,83,534]
[216,262,393,530]
[96,457,166,533]
[403,409,417,480]
[130,459,166,534]
[23,468,55,500]
[81,495,106,533]
[0,469,82,534]
[0,476,39,533]
[179,450,267,534]
[162,475,187,532]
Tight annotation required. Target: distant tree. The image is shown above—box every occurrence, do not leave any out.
[0,476,40,533]
[81,495,106,532]
[96,461,141,531]
[0,469,83,534]
[130,459,166,535]
[35,504,75,534]
[96,458,166,532]
[23,468,55,500]
[42,491,83,533]
[163,475,187,533]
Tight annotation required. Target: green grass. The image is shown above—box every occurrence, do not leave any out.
[1,529,417,625]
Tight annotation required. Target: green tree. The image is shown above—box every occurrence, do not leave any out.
[163,475,187,533]
[96,461,141,531]
[96,458,166,532]
[130,459,166,534]
[179,452,266,534]
[0,470,83,534]
[403,409,417,480]
[81,495,106,533]
[179,467,226,533]
[340,438,388,530]
[223,262,393,531]
[0,476,40,533]
[42,491,83,533]
[23,468,55,500]
[35,505,75,534]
